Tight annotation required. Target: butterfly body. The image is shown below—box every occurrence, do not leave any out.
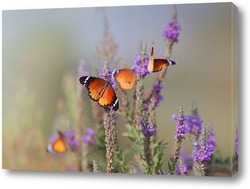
[79,76,119,111]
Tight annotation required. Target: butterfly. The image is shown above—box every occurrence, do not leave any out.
[47,131,67,153]
[114,68,136,90]
[147,44,176,73]
[79,76,119,111]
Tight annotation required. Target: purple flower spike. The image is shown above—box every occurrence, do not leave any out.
[235,130,239,156]
[193,130,216,162]
[186,115,203,137]
[163,19,181,43]
[175,158,188,175]
[180,148,193,169]
[152,81,164,107]
[82,127,97,146]
[131,42,150,77]
[131,54,149,76]
[85,127,97,137]
[99,63,116,87]
[142,124,156,137]
[64,129,79,148]
[172,110,189,140]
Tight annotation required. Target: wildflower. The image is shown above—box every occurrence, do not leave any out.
[152,81,164,107]
[142,124,156,137]
[193,129,216,162]
[163,19,181,43]
[235,129,239,156]
[99,61,116,87]
[179,148,193,169]
[131,43,150,76]
[175,157,188,175]
[64,129,79,148]
[186,114,203,138]
[169,106,188,174]
[172,111,189,140]
[82,127,97,146]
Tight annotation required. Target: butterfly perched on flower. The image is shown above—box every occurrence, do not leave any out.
[114,68,136,90]
[79,76,119,111]
[47,131,68,153]
[147,44,176,73]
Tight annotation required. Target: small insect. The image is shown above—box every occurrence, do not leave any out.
[79,76,119,111]
[114,68,136,90]
[47,131,67,153]
[147,44,176,73]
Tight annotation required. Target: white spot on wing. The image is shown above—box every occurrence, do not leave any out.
[47,144,53,153]
[167,59,173,65]
[84,76,91,85]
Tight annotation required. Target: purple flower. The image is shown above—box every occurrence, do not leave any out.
[175,158,188,175]
[64,129,79,148]
[193,130,216,162]
[163,19,181,43]
[131,54,150,76]
[82,127,97,146]
[99,64,116,87]
[186,115,203,137]
[142,124,156,137]
[172,112,189,140]
[152,81,164,107]
[235,130,239,156]
[179,148,193,169]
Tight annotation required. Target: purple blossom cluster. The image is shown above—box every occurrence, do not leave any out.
[152,82,164,107]
[235,130,239,156]
[163,19,181,43]
[82,127,97,146]
[172,112,189,140]
[99,65,116,87]
[193,130,216,162]
[64,129,79,148]
[142,124,156,137]
[63,128,97,148]
[185,114,203,137]
[175,158,188,175]
[131,54,150,76]
[140,118,155,137]
[179,148,193,169]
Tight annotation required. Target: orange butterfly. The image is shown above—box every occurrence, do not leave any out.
[147,45,176,73]
[47,131,67,153]
[79,76,119,111]
[114,69,136,90]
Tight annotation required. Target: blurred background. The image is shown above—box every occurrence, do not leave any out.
[2,2,238,173]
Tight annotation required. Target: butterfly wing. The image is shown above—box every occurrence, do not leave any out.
[47,131,67,153]
[99,85,119,111]
[147,44,176,73]
[147,44,155,73]
[114,69,136,90]
[80,76,106,101]
[79,76,119,111]
[153,59,176,72]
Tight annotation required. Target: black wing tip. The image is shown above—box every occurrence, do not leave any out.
[102,96,119,111]
[168,59,176,65]
[113,103,119,111]
[79,76,87,85]
[112,97,119,111]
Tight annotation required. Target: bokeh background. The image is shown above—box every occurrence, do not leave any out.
[2,2,238,172]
